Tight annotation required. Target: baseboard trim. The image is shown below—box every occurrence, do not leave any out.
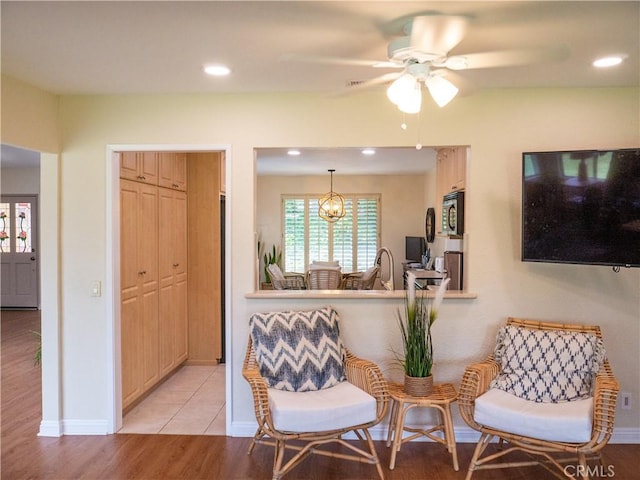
[230,421,640,444]
[38,420,63,437]
[38,419,110,436]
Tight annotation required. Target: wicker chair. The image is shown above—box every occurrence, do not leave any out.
[306,268,343,289]
[267,264,306,290]
[458,317,619,480]
[342,266,380,290]
[243,315,389,479]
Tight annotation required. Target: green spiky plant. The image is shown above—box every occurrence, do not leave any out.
[32,330,42,366]
[396,277,450,377]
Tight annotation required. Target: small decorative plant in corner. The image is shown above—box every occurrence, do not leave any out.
[396,274,450,396]
[32,330,42,366]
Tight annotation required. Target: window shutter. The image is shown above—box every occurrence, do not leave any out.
[282,194,380,273]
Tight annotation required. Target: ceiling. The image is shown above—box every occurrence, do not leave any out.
[2,1,638,173]
[256,147,437,176]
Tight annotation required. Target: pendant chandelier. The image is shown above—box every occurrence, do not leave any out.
[318,169,346,223]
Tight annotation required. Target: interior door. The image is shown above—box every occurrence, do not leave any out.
[0,195,39,308]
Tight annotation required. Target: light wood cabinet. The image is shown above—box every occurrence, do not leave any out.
[158,188,188,377]
[187,152,223,365]
[120,152,158,185]
[436,147,467,234]
[120,153,188,410]
[120,179,160,408]
[437,147,466,194]
[158,152,187,191]
[219,152,226,194]
[121,149,224,405]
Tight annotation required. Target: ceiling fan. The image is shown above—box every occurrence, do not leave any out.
[288,14,567,112]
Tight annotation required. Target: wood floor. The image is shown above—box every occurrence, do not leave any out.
[2,310,638,480]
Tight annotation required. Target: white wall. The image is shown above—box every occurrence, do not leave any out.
[2,82,639,440]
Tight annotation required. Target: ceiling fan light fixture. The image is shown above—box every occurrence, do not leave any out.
[387,74,422,113]
[396,85,422,114]
[386,73,416,105]
[425,75,459,107]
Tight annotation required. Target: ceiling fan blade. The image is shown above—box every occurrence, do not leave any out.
[410,15,469,55]
[338,72,402,95]
[447,45,569,70]
[348,72,402,90]
[281,53,401,69]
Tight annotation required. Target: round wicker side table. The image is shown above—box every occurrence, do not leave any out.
[385,382,459,471]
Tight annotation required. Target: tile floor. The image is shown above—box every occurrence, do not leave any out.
[119,364,226,435]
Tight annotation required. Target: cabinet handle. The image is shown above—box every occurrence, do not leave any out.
[138,270,147,276]
[173,263,179,268]
[172,183,179,188]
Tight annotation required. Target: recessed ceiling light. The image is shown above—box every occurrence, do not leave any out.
[287,149,301,156]
[361,148,376,155]
[203,64,231,76]
[592,55,625,68]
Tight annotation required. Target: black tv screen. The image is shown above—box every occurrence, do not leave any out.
[405,236,426,263]
[522,148,640,267]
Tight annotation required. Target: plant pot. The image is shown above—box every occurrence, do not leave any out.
[404,373,434,397]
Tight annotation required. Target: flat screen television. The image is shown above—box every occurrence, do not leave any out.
[405,236,426,263]
[522,148,640,267]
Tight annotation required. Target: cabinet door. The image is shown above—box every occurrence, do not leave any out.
[452,148,466,191]
[158,152,187,191]
[138,183,160,390]
[120,180,143,407]
[121,180,160,408]
[121,295,142,407]
[173,153,187,191]
[158,189,188,375]
[158,188,175,376]
[120,152,158,185]
[219,152,226,194]
[140,152,159,185]
[120,152,140,182]
[173,191,188,363]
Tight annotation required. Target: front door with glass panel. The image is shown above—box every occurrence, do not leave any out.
[0,196,38,308]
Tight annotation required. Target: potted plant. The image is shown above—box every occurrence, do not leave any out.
[396,274,450,396]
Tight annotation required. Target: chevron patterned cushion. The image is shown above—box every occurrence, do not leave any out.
[491,325,605,403]
[249,307,346,392]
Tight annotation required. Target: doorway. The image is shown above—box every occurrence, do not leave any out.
[108,144,230,435]
[0,195,39,308]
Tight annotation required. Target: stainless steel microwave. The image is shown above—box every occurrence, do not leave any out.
[442,191,464,236]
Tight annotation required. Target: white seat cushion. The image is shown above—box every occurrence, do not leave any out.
[310,260,340,268]
[269,381,376,433]
[474,388,593,443]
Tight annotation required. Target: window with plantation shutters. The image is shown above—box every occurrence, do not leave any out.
[282,194,380,273]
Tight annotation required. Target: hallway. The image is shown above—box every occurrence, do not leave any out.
[120,364,226,435]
